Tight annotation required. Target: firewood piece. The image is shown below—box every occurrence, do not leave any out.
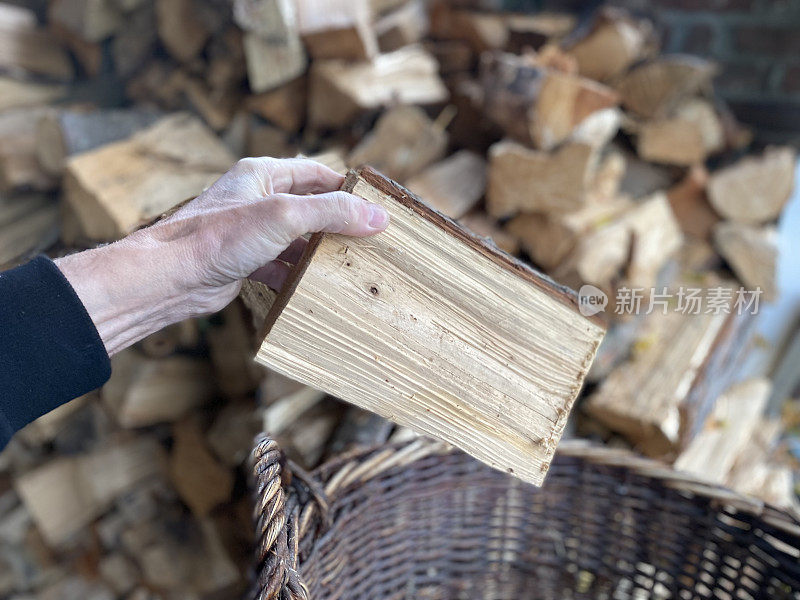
[714,221,778,301]
[98,554,138,596]
[615,55,717,118]
[248,122,297,158]
[183,76,240,131]
[49,19,103,76]
[306,150,348,174]
[666,165,719,240]
[64,113,234,241]
[207,302,261,398]
[170,420,234,517]
[429,5,507,53]
[674,378,770,483]
[375,0,428,52]
[36,108,161,175]
[246,76,306,132]
[0,108,57,192]
[674,98,724,155]
[586,308,732,457]
[296,0,378,60]
[256,167,606,486]
[635,117,706,166]
[707,146,796,224]
[0,192,59,268]
[406,150,486,219]
[240,280,278,331]
[564,7,655,81]
[459,212,519,255]
[309,45,448,128]
[325,406,394,456]
[0,5,74,80]
[243,30,307,93]
[48,0,123,42]
[615,144,675,198]
[206,402,262,466]
[103,350,216,428]
[155,0,209,62]
[0,77,64,112]
[263,386,326,435]
[233,0,295,40]
[15,438,166,546]
[486,140,597,218]
[347,105,447,182]
[505,12,576,53]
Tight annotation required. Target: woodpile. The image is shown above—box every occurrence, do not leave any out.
[0,0,797,595]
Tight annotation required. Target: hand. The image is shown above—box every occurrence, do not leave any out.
[55,158,389,355]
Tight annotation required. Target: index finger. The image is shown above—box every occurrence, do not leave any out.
[264,157,346,195]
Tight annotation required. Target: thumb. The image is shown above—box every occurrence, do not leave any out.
[271,190,389,238]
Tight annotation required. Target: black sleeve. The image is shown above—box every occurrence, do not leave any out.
[0,256,111,448]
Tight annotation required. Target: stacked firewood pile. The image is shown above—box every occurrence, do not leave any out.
[1,0,799,597]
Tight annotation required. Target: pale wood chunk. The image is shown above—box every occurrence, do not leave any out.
[0,5,74,80]
[0,192,59,268]
[458,211,519,255]
[707,146,796,224]
[375,0,428,52]
[486,140,597,218]
[406,150,487,219]
[308,45,448,128]
[348,105,447,182]
[207,302,262,398]
[64,113,234,241]
[206,401,262,467]
[246,76,306,132]
[0,77,65,112]
[155,0,209,62]
[0,107,58,192]
[296,0,378,60]
[48,0,122,42]
[636,117,706,166]
[169,420,234,517]
[256,167,605,485]
[429,5,508,53]
[667,165,719,240]
[243,30,307,93]
[674,378,770,483]
[15,438,166,546]
[233,0,296,40]
[714,221,778,301]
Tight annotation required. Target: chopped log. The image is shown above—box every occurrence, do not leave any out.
[169,419,234,517]
[103,350,216,428]
[674,98,724,155]
[306,150,348,174]
[614,55,717,118]
[615,144,675,198]
[505,12,576,53]
[324,406,394,456]
[243,30,307,93]
[590,149,626,199]
[564,7,655,82]
[486,140,597,218]
[0,4,74,81]
[36,108,161,175]
[666,165,719,240]
[569,107,622,150]
[308,45,448,129]
[183,76,240,131]
[429,5,507,53]
[49,19,103,77]
[17,395,90,447]
[586,307,733,457]
[48,0,122,42]
[0,77,64,112]
[674,378,770,483]
[347,105,447,182]
[206,302,262,398]
[623,192,683,289]
[406,150,487,219]
[714,221,778,301]
[277,399,341,468]
[64,113,234,241]
[259,369,307,404]
[0,192,59,268]
[263,386,326,435]
[246,76,306,132]
[155,0,210,62]
[256,167,605,485]
[0,108,58,192]
[206,401,262,466]
[635,117,706,166]
[240,279,278,331]
[458,211,519,255]
[375,0,427,52]
[296,0,378,60]
[233,0,295,40]
[707,146,796,224]
[247,122,297,158]
[15,438,166,546]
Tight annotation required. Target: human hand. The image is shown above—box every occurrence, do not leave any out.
[55,158,389,355]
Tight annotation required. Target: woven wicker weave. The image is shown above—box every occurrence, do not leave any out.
[250,434,800,600]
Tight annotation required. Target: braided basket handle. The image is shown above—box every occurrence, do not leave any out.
[250,434,307,600]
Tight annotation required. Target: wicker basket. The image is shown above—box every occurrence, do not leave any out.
[250,434,800,600]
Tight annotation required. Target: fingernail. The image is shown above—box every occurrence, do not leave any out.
[368,204,389,229]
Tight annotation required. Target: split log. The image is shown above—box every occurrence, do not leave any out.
[635,117,706,166]
[486,140,597,217]
[169,419,234,517]
[308,45,448,129]
[458,212,519,255]
[36,108,162,175]
[347,105,447,182]
[375,0,428,52]
[707,146,796,224]
[103,350,216,428]
[666,165,719,240]
[206,302,262,398]
[263,386,326,435]
[206,402,262,467]
[246,76,306,132]
[48,0,122,42]
[505,12,576,53]
[155,0,209,62]
[306,150,348,174]
[615,144,675,198]
[242,30,306,93]
[183,77,241,131]
[247,122,297,158]
[49,19,102,77]
[429,5,508,53]
[674,98,725,155]
[255,167,605,485]
[64,113,234,241]
[15,438,166,546]
[324,406,394,456]
[0,193,59,268]
[0,77,64,112]
[564,7,655,82]
[0,108,57,192]
[233,0,296,40]
[0,4,74,80]
[674,378,770,483]
[296,0,378,60]
[406,150,487,219]
[614,55,717,118]
[714,221,778,301]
